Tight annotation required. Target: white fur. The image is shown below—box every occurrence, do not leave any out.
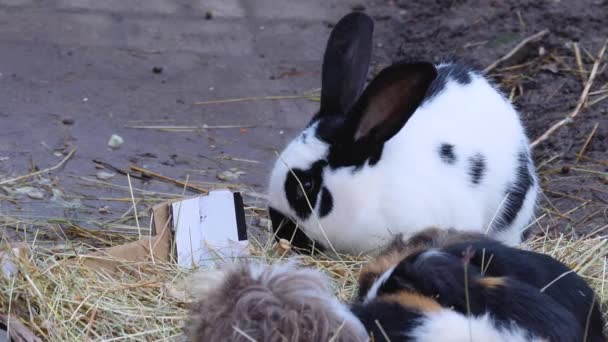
[363,265,396,303]
[410,310,545,342]
[268,65,539,254]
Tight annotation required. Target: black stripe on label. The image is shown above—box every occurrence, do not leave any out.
[233,192,248,241]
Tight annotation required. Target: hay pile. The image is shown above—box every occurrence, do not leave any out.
[0,215,606,341]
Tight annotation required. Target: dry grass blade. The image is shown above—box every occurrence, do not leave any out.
[193,94,318,106]
[128,165,208,194]
[484,29,550,73]
[574,42,588,85]
[576,122,599,163]
[125,125,255,131]
[0,149,77,185]
[531,38,608,148]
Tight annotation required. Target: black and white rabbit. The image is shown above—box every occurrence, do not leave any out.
[358,229,605,342]
[267,12,539,254]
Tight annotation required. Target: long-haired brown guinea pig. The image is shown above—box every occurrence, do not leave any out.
[358,228,605,342]
[183,260,368,342]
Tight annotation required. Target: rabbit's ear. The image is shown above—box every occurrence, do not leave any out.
[346,62,437,146]
[319,12,374,117]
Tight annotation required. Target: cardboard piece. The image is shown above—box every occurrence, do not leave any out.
[65,189,249,274]
[64,202,173,275]
[172,189,248,269]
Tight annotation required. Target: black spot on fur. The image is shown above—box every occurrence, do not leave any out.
[284,161,326,220]
[423,64,473,104]
[495,150,534,231]
[439,143,456,164]
[268,207,325,253]
[468,153,486,185]
[319,187,333,218]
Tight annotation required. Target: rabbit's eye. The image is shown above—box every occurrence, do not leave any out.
[303,180,314,192]
[295,179,314,200]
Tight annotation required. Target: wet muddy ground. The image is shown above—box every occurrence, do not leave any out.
[0,0,606,243]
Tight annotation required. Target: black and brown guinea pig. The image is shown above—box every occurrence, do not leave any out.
[357,228,605,342]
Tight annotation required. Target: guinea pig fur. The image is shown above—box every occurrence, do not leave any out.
[351,296,549,342]
[183,261,368,342]
[359,229,605,342]
[357,227,491,299]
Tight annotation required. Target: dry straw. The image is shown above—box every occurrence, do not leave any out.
[0,217,606,341]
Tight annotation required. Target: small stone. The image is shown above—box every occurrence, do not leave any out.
[98,206,110,214]
[53,151,63,157]
[538,46,546,56]
[108,134,124,149]
[27,190,45,199]
[152,66,163,74]
[15,187,44,199]
[62,118,74,125]
[217,170,245,182]
[96,171,116,180]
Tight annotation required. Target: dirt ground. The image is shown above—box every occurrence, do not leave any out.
[0,0,606,242]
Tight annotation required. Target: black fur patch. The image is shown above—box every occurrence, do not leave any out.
[495,150,534,230]
[423,64,473,104]
[438,143,456,164]
[468,153,486,185]
[440,240,605,341]
[328,140,385,169]
[351,299,424,341]
[268,206,325,253]
[374,249,586,342]
[315,108,389,169]
[284,161,326,220]
[313,116,346,143]
[318,187,333,218]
